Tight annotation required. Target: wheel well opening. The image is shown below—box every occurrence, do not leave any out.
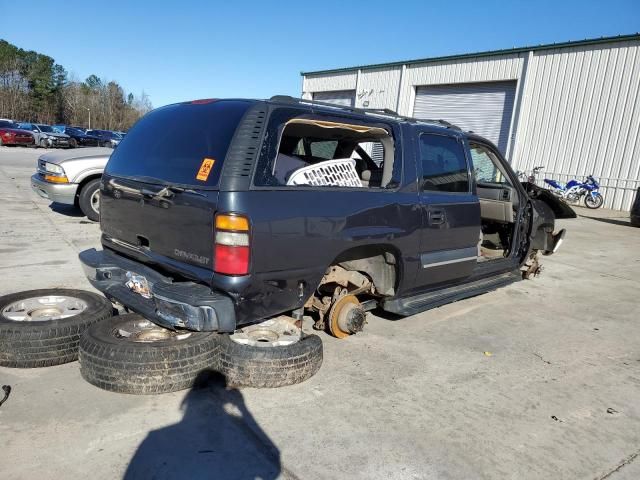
[331,245,400,297]
[304,246,400,338]
[74,174,102,206]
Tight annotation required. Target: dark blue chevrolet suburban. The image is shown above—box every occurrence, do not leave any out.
[80,96,572,339]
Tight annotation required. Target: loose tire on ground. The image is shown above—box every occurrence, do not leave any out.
[216,331,323,388]
[79,314,221,394]
[0,289,113,368]
[78,178,101,221]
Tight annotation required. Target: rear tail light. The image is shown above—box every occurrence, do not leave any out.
[214,213,250,275]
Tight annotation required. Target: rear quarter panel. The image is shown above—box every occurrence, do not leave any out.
[216,187,422,324]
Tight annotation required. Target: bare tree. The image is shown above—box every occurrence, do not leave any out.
[0,39,151,129]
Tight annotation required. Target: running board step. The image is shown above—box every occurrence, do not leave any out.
[382,271,520,317]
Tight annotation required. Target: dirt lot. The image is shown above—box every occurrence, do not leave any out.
[1,146,639,480]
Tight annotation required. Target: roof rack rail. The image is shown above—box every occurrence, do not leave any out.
[269,95,373,116]
[268,95,461,130]
[420,118,462,130]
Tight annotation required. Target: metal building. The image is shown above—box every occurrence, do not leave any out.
[301,34,640,211]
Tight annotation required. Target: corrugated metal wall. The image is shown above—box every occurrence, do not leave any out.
[398,55,523,116]
[312,90,355,106]
[512,41,640,210]
[358,67,402,109]
[303,71,357,97]
[302,39,640,210]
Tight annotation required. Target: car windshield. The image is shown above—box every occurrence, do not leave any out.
[37,125,54,133]
[67,128,82,135]
[0,120,19,128]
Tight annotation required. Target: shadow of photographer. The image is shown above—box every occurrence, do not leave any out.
[124,370,281,480]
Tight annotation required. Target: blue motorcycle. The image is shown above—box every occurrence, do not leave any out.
[544,175,604,209]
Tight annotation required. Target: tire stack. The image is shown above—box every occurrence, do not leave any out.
[78,315,323,393]
[1,289,323,394]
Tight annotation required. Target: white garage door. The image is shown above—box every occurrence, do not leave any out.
[413,81,517,154]
[313,90,356,107]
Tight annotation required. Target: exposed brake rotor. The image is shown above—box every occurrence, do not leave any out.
[327,294,366,339]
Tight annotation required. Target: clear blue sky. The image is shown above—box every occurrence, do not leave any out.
[3,0,638,108]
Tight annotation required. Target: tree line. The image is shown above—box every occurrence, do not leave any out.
[0,39,152,131]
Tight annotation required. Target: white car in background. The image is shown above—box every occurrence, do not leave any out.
[19,123,71,148]
[31,147,112,221]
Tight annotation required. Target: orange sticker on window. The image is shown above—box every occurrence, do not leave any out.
[196,158,215,181]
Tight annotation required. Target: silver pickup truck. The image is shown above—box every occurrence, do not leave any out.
[31,147,112,221]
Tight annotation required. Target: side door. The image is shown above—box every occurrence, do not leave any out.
[469,140,520,228]
[414,131,481,289]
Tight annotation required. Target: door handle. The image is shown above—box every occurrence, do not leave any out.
[428,209,446,225]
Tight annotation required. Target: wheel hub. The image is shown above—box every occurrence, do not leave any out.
[2,295,88,321]
[328,294,366,339]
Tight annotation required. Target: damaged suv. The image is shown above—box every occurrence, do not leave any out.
[80,96,571,345]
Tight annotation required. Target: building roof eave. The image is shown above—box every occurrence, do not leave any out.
[301,33,640,77]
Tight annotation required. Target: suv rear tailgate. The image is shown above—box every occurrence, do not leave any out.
[100,175,218,271]
[98,99,253,275]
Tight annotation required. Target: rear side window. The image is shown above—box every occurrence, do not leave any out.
[105,100,251,187]
[419,134,469,193]
[254,109,398,189]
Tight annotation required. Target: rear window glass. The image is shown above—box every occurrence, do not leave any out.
[105,100,251,187]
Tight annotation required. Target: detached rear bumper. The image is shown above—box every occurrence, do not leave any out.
[79,248,236,332]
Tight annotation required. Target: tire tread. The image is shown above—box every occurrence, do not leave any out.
[0,289,113,368]
[79,314,221,395]
[216,333,323,388]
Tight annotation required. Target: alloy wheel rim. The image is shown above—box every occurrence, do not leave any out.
[2,295,88,321]
[230,317,302,347]
[586,194,602,207]
[113,318,192,343]
[90,190,100,213]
